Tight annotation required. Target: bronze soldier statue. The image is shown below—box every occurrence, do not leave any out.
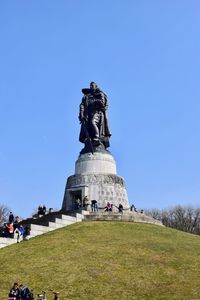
[79,82,111,153]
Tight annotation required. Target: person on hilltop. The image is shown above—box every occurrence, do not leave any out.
[82,195,89,208]
[130,204,137,212]
[91,199,98,212]
[74,198,81,210]
[38,205,43,216]
[37,291,46,300]
[118,203,123,213]
[53,291,60,300]
[5,222,14,238]
[104,202,113,212]
[9,212,14,224]
[23,225,30,241]
[19,284,34,300]
[13,216,20,231]
[42,205,46,215]
[15,224,25,243]
[8,282,20,300]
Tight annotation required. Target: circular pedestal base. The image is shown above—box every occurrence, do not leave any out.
[75,152,117,175]
[62,152,129,211]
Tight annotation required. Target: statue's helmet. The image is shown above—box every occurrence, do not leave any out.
[90,82,97,89]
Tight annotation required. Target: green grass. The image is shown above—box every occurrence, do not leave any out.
[0,222,200,300]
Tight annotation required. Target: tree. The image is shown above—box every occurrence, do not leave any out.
[145,205,200,235]
[0,204,10,225]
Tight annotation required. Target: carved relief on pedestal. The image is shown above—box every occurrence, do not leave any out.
[66,174,125,188]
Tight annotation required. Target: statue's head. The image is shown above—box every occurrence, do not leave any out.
[90,81,97,91]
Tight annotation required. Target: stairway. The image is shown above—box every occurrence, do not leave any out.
[0,212,84,249]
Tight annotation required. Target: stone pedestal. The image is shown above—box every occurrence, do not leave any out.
[62,152,129,211]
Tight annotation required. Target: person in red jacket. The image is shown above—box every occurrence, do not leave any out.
[5,223,14,238]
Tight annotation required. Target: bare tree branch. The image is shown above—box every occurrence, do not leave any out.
[145,205,200,235]
[0,204,10,225]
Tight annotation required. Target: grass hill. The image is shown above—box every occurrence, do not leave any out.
[0,221,200,300]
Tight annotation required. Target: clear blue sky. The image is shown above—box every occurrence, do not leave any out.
[0,1,200,218]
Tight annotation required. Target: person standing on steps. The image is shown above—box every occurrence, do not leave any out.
[9,212,14,224]
[91,199,98,212]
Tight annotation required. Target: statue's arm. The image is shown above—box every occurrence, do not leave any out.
[79,97,86,122]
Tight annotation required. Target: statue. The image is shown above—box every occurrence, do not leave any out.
[79,82,111,154]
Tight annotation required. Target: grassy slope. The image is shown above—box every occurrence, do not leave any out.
[0,222,200,300]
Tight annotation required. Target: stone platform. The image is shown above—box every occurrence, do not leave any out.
[82,210,163,226]
[62,151,129,211]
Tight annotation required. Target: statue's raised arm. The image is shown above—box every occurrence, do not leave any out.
[79,82,111,154]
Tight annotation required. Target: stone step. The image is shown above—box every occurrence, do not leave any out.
[48,222,66,229]
[76,213,84,222]
[56,218,76,225]
[61,214,76,221]
[0,237,16,244]
[83,212,163,226]
[0,237,17,248]
[0,244,12,248]
[29,218,76,236]
[30,224,51,232]
[29,230,49,238]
